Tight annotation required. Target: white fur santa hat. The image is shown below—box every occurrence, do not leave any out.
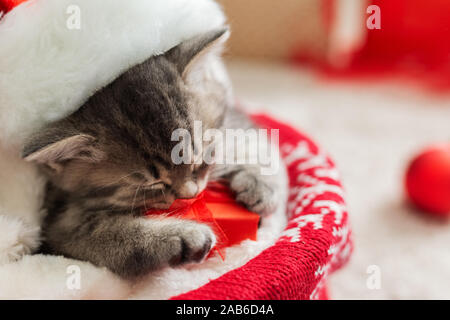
[0,0,226,147]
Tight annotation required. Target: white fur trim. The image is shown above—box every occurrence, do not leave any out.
[0,0,225,147]
[0,215,40,265]
[0,145,46,265]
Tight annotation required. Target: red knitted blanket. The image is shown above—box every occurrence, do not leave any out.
[172,114,352,300]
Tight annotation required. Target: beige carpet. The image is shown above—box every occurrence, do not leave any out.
[226,59,450,299]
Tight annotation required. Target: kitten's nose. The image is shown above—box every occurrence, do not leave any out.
[178,181,199,199]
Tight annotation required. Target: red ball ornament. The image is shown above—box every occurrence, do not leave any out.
[405,144,450,217]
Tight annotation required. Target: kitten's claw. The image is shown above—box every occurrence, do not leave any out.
[230,171,277,216]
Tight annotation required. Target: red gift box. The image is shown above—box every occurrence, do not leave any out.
[145,182,260,259]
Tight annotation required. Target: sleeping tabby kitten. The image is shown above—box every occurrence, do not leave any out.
[22,29,287,278]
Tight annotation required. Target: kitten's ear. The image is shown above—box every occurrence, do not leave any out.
[22,131,103,169]
[165,27,230,79]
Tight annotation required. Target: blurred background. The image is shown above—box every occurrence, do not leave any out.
[218,0,450,299]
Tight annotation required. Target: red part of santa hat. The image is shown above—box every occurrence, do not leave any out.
[0,0,27,14]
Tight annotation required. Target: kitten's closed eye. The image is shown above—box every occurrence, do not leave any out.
[129,172,169,189]
[130,172,147,182]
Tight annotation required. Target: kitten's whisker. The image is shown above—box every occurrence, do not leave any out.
[130,183,143,214]
[143,189,148,212]
[161,188,167,202]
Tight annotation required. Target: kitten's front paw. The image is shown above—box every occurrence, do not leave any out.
[165,221,216,266]
[117,219,215,278]
[230,171,277,216]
